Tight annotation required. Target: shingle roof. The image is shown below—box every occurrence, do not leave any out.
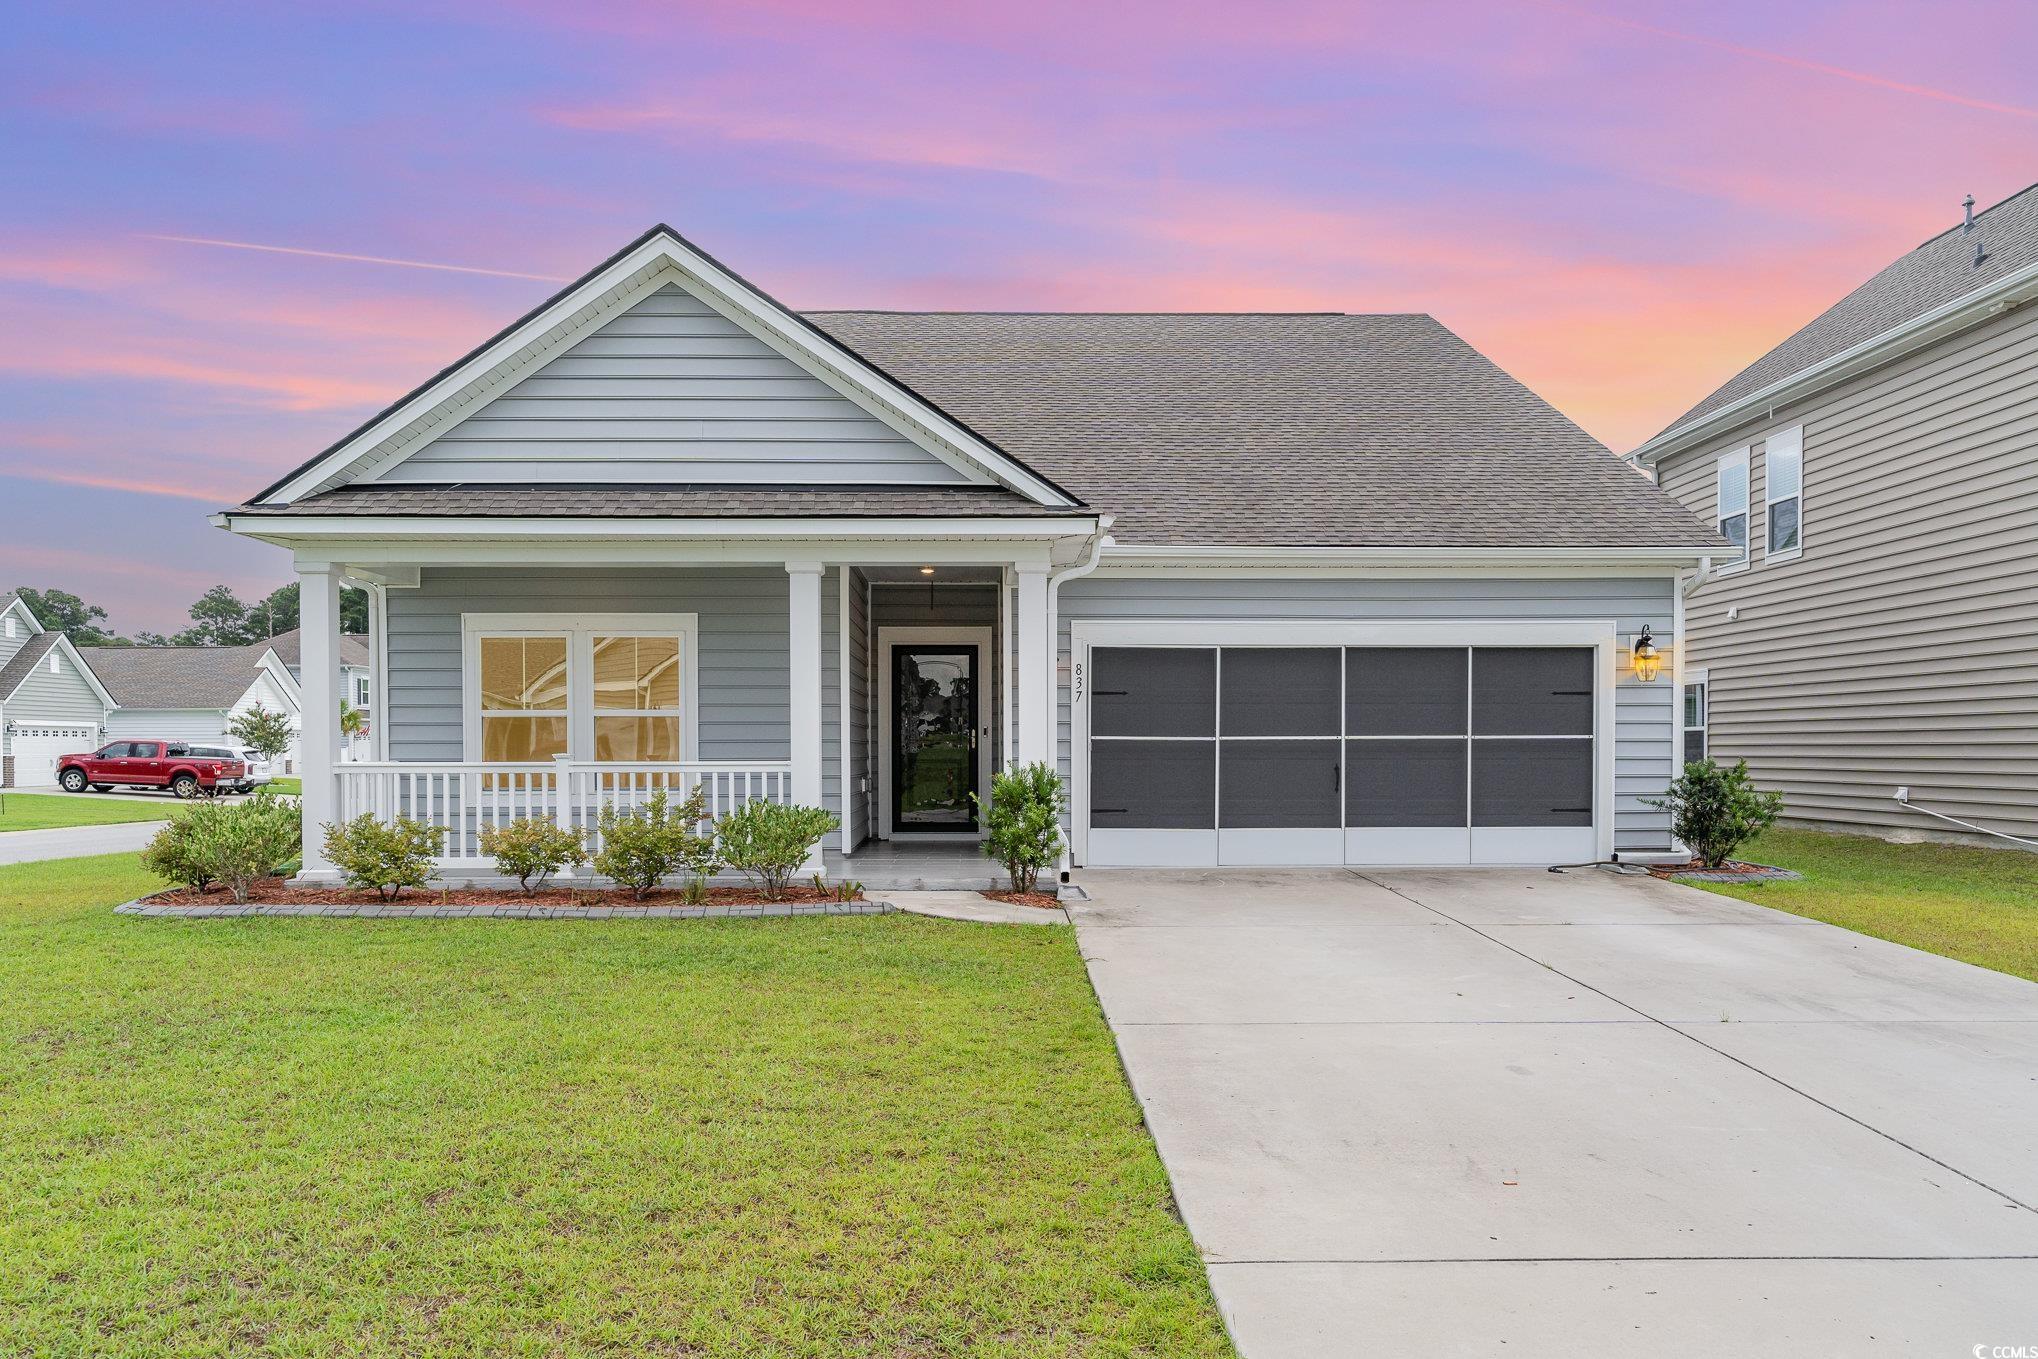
[803,311,1717,547]
[242,484,1083,520]
[0,632,63,702]
[1660,184,2038,437]
[261,627,372,669]
[77,645,272,711]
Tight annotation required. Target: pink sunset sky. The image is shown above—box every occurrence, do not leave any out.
[3,0,2033,633]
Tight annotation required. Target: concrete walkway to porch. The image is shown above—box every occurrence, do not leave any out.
[1070,866,2038,1358]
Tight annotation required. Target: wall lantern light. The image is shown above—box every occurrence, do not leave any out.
[1631,625,1662,683]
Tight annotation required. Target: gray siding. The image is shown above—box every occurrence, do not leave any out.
[107,709,230,743]
[375,285,969,485]
[386,566,851,823]
[1656,303,2038,841]
[10,651,110,731]
[1057,574,1679,850]
[846,570,872,846]
[0,618,26,672]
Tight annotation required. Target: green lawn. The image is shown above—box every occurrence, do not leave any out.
[0,792,176,832]
[0,854,1230,1358]
[266,776,302,795]
[1690,827,2038,983]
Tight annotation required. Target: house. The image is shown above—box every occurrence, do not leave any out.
[1630,184,2038,848]
[0,593,119,788]
[217,224,1722,884]
[262,628,375,760]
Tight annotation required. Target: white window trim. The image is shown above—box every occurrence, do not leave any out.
[1681,668,1709,767]
[1763,425,1804,563]
[48,651,61,673]
[460,612,700,763]
[1715,446,1751,574]
[875,626,994,842]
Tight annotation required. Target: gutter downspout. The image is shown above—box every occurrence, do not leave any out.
[1682,555,1715,598]
[1047,517,1113,876]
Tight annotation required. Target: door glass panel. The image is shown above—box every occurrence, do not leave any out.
[1220,649,1339,737]
[1218,739,1340,828]
[1472,648,1593,735]
[1090,740,1214,829]
[1345,740,1468,827]
[894,647,977,831]
[1347,648,1467,736]
[1092,648,1215,738]
[1472,739,1592,827]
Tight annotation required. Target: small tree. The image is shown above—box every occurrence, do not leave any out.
[975,762,1065,894]
[716,801,839,901]
[591,787,718,900]
[339,701,367,740]
[1645,759,1784,869]
[479,817,585,894]
[229,704,295,763]
[323,815,446,900]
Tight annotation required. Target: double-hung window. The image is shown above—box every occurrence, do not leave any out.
[466,614,697,765]
[1682,674,1708,766]
[1716,448,1749,570]
[1765,426,1803,560]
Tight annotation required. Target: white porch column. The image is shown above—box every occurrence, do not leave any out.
[296,562,341,879]
[1014,563,1052,768]
[786,561,827,872]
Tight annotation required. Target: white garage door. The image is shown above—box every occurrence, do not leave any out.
[10,725,99,788]
[1083,645,1599,867]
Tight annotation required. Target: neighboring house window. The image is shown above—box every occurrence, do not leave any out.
[48,651,60,674]
[354,674,371,707]
[1716,448,1749,569]
[1765,426,1803,560]
[1682,677,1707,766]
[465,615,696,764]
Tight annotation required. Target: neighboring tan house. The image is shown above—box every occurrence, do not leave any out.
[216,224,1722,884]
[0,593,120,787]
[1630,184,2038,847]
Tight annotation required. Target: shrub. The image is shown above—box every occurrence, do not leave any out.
[592,787,718,901]
[227,704,294,763]
[478,817,586,894]
[716,800,839,901]
[975,762,1065,894]
[1645,758,1784,869]
[144,792,301,904]
[323,814,446,901]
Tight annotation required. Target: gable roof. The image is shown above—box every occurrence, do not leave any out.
[77,644,280,711]
[805,311,1718,548]
[248,225,1079,509]
[0,593,45,636]
[240,484,1085,521]
[1651,183,2038,445]
[0,632,119,709]
[261,627,371,669]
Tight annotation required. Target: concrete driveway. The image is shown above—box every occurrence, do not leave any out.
[1070,867,2038,1358]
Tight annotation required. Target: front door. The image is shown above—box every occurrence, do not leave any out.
[891,645,979,833]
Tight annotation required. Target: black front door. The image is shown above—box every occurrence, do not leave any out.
[892,645,979,832]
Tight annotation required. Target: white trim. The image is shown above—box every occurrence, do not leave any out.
[1066,619,1619,867]
[458,613,700,764]
[1714,446,1750,574]
[874,626,994,842]
[1763,424,1804,563]
[0,596,44,637]
[258,231,1076,508]
[1631,259,2038,467]
[1099,544,1717,568]
[7,634,120,711]
[836,567,853,852]
[226,515,1093,553]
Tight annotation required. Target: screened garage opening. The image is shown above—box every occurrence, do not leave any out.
[1083,643,1599,867]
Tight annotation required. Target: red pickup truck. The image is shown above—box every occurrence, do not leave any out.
[57,741,249,799]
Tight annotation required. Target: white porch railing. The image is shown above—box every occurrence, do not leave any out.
[333,760,793,862]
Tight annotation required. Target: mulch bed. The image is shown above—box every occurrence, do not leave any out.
[981,889,1063,910]
[139,879,862,908]
[1650,859,1803,883]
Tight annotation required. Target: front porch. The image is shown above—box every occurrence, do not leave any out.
[278,535,1087,888]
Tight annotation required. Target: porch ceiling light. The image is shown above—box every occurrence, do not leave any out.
[1630,624,1662,683]
[919,566,935,575]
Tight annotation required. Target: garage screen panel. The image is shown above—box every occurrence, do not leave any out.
[1469,647,1595,864]
[1216,649,1342,863]
[1344,648,1470,864]
[1087,647,1218,865]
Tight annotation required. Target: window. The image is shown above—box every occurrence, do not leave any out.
[354,673,371,707]
[464,614,696,764]
[1766,426,1803,560]
[1682,677,1707,766]
[3,615,15,638]
[1716,448,1749,569]
[478,634,570,762]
